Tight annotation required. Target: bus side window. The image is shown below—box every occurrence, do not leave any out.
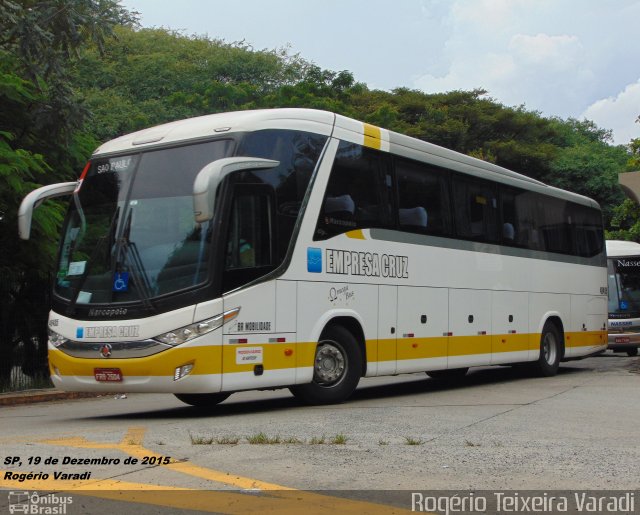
[452,175,499,243]
[314,141,392,240]
[395,157,451,236]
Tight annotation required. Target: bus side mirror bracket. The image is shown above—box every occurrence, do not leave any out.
[193,157,279,223]
[18,182,77,240]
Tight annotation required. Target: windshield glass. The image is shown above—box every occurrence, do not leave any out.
[55,139,234,305]
[608,257,640,318]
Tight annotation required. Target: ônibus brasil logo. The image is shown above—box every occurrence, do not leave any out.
[7,491,73,514]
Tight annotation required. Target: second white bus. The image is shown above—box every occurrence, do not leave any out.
[606,240,640,356]
[19,108,608,406]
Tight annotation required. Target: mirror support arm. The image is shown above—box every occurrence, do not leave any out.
[193,157,279,223]
[18,182,77,240]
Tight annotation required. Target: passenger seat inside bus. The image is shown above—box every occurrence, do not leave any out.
[324,194,356,220]
[503,222,515,241]
[399,207,428,229]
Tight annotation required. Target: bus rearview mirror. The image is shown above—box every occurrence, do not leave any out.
[193,157,279,222]
[18,182,77,240]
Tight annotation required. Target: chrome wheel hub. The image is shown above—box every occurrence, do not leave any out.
[543,332,557,365]
[314,341,346,386]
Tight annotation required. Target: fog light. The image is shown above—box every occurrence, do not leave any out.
[174,363,194,381]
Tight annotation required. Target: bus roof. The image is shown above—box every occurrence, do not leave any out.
[92,108,599,209]
[606,240,640,258]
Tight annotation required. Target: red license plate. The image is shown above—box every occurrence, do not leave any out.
[615,337,631,344]
[94,368,123,382]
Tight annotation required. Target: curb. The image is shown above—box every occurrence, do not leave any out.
[0,389,108,407]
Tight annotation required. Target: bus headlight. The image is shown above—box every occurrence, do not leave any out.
[153,307,240,346]
[48,329,69,347]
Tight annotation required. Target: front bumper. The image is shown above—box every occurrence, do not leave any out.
[48,343,222,393]
[607,332,640,351]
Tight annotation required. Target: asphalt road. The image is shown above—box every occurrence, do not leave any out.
[0,352,639,513]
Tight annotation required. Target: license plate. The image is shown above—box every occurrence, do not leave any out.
[615,337,631,344]
[94,368,123,382]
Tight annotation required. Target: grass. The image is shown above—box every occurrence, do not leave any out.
[247,432,281,444]
[189,431,351,445]
[189,433,240,445]
[216,435,241,445]
[330,433,348,445]
[189,433,214,445]
[404,436,424,445]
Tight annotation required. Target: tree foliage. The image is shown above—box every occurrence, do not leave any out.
[1,12,636,273]
[0,0,136,275]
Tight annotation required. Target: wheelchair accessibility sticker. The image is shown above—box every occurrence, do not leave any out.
[113,272,130,292]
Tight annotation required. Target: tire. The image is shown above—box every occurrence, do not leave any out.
[174,392,231,407]
[426,368,469,380]
[533,321,562,376]
[289,325,362,405]
[626,348,639,357]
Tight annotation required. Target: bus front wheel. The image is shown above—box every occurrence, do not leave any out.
[174,392,231,407]
[289,325,362,405]
[534,322,562,376]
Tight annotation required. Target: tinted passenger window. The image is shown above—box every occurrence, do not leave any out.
[537,195,570,254]
[235,130,327,262]
[568,203,604,257]
[500,186,541,248]
[315,142,392,240]
[395,158,451,236]
[452,176,499,242]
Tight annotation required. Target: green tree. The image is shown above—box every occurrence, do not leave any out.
[0,0,137,388]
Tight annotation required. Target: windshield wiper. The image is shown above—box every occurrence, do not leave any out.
[111,209,155,310]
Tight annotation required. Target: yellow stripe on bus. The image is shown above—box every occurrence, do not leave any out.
[49,331,606,379]
[363,123,382,149]
[345,229,366,239]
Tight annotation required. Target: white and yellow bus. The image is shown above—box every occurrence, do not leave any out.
[19,109,608,406]
[606,240,640,356]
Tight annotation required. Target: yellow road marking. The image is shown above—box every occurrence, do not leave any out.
[25,426,417,513]
[42,427,293,491]
[0,427,417,513]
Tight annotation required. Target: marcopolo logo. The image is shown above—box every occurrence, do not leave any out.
[307,247,322,273]
[8,491,73,514]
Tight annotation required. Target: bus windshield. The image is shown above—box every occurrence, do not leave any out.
[55,139,235,305]
[608,256,640,318]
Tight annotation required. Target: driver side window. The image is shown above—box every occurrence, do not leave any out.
[223,185,275,291]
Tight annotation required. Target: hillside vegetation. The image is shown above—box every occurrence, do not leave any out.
[1,1,638,281]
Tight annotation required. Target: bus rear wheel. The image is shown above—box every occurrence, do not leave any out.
[174,392,231,407]
[289,325,362,405]
[534,321,562,376]
[627,348,638,357]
